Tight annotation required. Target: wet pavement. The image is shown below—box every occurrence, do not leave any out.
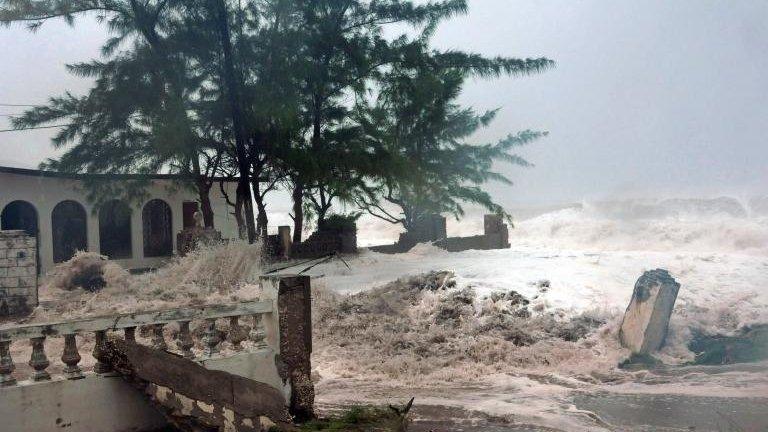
[573,392,768,432]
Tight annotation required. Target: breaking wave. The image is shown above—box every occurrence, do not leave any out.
[512,196,768,255]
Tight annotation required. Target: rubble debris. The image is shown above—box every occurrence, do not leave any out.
[47,252,129,293]
[689,324,768,365]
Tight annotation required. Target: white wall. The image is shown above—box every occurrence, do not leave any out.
[0,349,286,432]
[0,171,239,274]
[0,374,168,432]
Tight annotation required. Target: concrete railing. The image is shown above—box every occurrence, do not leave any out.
[0,274,314,432]
[0,301,272,385]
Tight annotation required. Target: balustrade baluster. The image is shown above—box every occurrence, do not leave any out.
[29,337,51,381]
[202,318,220,356]
[93,330,112,374]
[124,327,136,342]
[0,340,16,386]
[227,316,247,351]
[151,324,168,351]
[61,334,83,380]
[249,314,267,348]
[177,321,194,359]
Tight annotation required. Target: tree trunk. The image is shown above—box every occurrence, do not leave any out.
[211,0,257,243]
[234,191,247,240]
[292,182,304,243]
[256,200,268,238]
[252,177,269,238]
[192,158,215,228]
[197,180,215,228]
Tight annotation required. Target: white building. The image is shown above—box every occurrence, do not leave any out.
[0,166,238,274]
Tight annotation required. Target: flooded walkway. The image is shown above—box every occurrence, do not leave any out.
[574,393,768,432]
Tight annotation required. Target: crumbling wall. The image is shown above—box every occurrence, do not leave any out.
[290,227,357,259]
[371,214,510,254]
[0,230,37,317]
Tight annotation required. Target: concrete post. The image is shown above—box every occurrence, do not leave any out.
[260,274,314,421]
[278,226,292,258]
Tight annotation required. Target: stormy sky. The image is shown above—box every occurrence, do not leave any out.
[1,0,766,207]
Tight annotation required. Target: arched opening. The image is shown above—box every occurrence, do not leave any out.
[52,200,88,263]
[1,200,40,273]
[98,200,132,259]
[142,199,173,257]
[1,200,38,236]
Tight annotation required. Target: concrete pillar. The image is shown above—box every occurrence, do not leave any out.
[36,201,54,274]
[260,275,314,421]
[86,203,100,258]
[130,202,143,262]
[278,226,292,258]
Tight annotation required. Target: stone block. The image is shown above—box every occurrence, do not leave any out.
[0,277,19,288]
[1,287,32,296]
[619,269,680,354]
[0,294,31,317]
[18,276,36,288]
[7,266,35,277]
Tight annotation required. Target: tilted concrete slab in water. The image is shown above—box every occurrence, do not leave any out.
[619,269,680,354]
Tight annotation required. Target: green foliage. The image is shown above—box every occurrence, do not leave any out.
[1,0,553,237]
[355,35,551,230]
[287,405,407,431]
[318,213,361,233]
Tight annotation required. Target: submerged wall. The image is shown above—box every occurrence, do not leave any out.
[370,214,510,254]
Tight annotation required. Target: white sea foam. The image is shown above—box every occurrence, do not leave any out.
[31,240,265,321]
[309,197,768,429]
[510,199,768,255]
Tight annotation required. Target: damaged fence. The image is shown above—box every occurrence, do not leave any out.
[0,274,314,432]
[0,301,273,385]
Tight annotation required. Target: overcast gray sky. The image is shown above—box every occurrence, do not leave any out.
[1,0,766,207]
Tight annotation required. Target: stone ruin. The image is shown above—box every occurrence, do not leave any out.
[176,211,223,256]
[289,220,357,260]
[370,214,511,254]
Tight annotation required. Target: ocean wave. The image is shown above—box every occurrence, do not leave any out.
[512,197,768,254]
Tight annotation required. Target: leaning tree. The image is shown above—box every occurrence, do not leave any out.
[355,35,552,232]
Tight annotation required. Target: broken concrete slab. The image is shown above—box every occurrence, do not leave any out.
[619,269,680,355]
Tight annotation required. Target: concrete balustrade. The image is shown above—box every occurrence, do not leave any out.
[0,275,314,432]
[0,300,273,384]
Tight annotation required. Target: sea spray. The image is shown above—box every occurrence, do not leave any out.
[312,272,628,385]
[32,240,265,321]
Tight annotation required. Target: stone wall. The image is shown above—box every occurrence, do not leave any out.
[371,214,510,254]
[290,227,357,259]
[0,230,37,317]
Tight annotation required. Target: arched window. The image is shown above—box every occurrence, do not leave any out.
[98,200,132,259]
[1,200,38,236]
[52,200,88,263]
[142,199,173,257]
